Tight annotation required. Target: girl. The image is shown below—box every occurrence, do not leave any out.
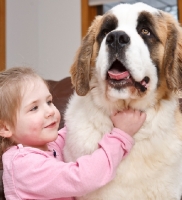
[0,67,146,200]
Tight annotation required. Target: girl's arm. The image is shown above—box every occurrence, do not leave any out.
[10,128,134,199]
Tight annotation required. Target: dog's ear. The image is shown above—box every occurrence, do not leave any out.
[70,16,102,96]
[163,13,182,94]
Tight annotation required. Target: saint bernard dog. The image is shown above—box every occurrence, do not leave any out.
[64,2,182,200]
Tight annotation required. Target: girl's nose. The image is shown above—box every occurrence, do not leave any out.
[45,105,55,118]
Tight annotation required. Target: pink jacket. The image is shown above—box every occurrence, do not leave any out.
[2,127,134,200]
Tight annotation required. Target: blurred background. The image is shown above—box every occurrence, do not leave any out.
[0,0,180,80]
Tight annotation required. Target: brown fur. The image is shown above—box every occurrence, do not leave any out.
[70,16,102,96]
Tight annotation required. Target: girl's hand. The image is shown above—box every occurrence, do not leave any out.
[110,108,146,137]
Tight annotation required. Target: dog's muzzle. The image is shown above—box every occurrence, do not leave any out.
[105,31,150,92]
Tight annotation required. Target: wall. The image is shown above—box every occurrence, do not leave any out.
[6,0,81,80]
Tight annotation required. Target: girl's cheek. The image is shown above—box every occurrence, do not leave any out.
[29,121,42,131]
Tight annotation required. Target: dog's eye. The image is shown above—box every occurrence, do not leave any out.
[101,29,110,37]
[141,28,150,36]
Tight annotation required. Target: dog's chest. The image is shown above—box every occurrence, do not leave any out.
[74,126,182,200]
[64,95,182,200]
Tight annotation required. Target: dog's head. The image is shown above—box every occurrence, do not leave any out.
[70,2,182,103]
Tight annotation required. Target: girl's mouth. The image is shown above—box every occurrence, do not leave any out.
[45,122,57,128]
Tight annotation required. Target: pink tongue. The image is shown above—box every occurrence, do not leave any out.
[108,70,130,80]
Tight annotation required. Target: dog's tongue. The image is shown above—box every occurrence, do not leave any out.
[108,70,129,80]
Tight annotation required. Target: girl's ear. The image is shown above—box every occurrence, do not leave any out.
[0,121,13,138]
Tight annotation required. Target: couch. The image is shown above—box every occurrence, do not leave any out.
[0,77,73,199]
[0,76,181,199]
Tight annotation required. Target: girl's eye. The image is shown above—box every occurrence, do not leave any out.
[30,106,38,111]
[47,100,52,105]
[141,28,150,35]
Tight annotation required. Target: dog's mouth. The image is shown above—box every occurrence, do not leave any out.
[106,60,150,92]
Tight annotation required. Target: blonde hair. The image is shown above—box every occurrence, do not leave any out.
[0,67,48,155]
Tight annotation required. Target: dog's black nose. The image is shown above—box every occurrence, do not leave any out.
[106,31,130,49]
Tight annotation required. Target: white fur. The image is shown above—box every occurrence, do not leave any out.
[64,2,182,200]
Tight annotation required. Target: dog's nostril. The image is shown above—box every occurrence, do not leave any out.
[119,33,130,44]
[106,33,115,45]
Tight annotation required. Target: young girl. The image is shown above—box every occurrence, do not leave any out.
[0,67,146,200]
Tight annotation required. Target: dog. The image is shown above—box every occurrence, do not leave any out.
[64,2,182,200]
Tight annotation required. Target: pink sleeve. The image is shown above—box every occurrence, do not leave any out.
[12,128,134,199]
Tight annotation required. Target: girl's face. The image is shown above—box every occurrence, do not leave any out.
[11,78,61,151]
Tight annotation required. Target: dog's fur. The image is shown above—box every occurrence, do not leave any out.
[64,2,182,200]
